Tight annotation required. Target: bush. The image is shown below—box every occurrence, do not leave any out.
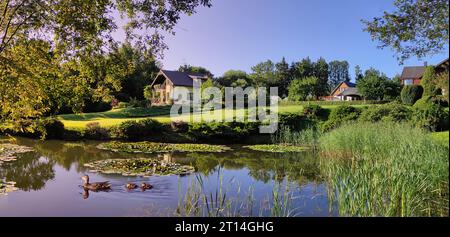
[322,105,362,132]
[278,113,317,131]
[110,118,164,140]
[401,85,423,105]
[83,101,112,113]
[129,97,147,108]
[412,97,449,131]
[171,121,189,133]
[188,121,260,142]
[40,118,65,139]
[302,105,329,120]
[84,122,110,140]
[359,102,412,123]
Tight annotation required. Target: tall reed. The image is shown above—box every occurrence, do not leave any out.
[319,122,449,217]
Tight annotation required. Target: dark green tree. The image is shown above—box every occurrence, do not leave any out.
[328,60,350,89]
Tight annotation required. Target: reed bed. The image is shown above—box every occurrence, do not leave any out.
[319,122,449,217]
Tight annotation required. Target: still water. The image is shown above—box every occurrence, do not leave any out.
[0,138,336,217]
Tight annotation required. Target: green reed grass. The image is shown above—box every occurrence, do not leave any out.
[271,126,322,149]
[319,122,449,217]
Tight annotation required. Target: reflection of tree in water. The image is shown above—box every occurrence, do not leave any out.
[185,149,321,185]
[0,152,55,191]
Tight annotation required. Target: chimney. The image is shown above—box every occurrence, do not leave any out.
[424,61,428,67]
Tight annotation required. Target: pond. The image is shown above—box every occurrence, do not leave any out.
[0,137,336,217]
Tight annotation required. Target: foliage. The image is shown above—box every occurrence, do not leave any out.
[320,122,449,216]
[171,121,189,133]
[249,60,280,87]
[0,0,213,57]
[421,66,439,97]
[271,126,322,148]
[84,122,110,140]
[98,141,229,153]
[322,105,362,131]
[357,68,400,100]
[110,119,164,140]
[401,85,424,105]
[243,144,307,153]
[435,71,449,103]
[278,113,316,131]
[288,77,319,101]
[412,97,449,131]
[362,0,449,62]
[359,102,412,123]
[302,105,329,120]
[179,64,214,78]
[188,122,260,142]
[328,60,350,90]
[217,70,250,87]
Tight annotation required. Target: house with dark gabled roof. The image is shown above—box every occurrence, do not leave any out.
[399,58,449,86]
[328,81,362,101]
[150,70,209,105]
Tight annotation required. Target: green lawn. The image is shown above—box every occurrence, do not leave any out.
[431,131,449,146]
[58,104,370,130]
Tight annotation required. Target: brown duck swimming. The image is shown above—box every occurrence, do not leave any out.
[141,182,153,190]
[126,183,138,190]
[81,175,111,191]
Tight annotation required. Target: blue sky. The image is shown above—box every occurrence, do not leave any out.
[117,0,449,80]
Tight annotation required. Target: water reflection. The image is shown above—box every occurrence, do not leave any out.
[0,152,55,191]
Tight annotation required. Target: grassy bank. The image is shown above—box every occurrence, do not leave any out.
[319,122,449,217]
[58,103,371,130]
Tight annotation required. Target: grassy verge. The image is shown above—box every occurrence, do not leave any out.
[431,131,449,147]
[97,141,231,153]
[319,122,449,217]
[243,144,308,153]
[58,104,372,130]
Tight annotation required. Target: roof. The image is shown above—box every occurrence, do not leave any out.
[337,87,360,96]
[400,66,426,80]
[152,70,208,87]
[330,81,356,96]
[436,58,449,70]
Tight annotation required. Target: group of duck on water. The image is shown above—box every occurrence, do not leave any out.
[81,175,153,191]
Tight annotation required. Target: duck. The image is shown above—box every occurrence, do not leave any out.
[141,182,153,190]
[126,183,138,190]
[81,175,111,191]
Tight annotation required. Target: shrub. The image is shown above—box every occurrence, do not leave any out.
[421,66,439,97]
[359,102,412,123]
[129,97,147,108]
[83,101,112,113]
[84,122,110,140]
[188,121,260,142]
[412,97,449,131]
[117,102,129,109]
[302,105,329,120]
[322,105,362,132]
[171,121,189,133]
[401,85,423,105]
[110,119,164,140]
[41,118,65,139]
[278,113,317,131]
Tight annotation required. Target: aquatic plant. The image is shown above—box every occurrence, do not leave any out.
[319,122,449,217]
[0,143,34,166]
[97,141,230,153]
[271,126,322,148]
[243,144,307,153]
[84,158,195,176]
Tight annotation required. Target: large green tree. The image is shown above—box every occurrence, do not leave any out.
[288,76,319,101]
[0,0,212,57]
[217,70,250,87]
[328,60,350,90]
[363,0,449,62]
[178,64,214,78]
[250,60,279,88]
[357,68,400,100]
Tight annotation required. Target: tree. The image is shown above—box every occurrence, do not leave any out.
[401,85,424,105]
[328,60,350,89]
[288,76,319,101]
[313,57,329,97]
[178,64,214,78]
[435,71,449,102]
[421,66,439,97]
[0,0,212,57]
[291,57,314,79]
[275,57,291,98]
[250,60,279,88]
[363,0,449,62]
[217,70,250,87]
[355,65,363,82]
[357,68,398,100]
[108,43,159,101]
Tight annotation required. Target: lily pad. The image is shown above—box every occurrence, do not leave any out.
[84,158,196,177]
[0,143,34,166]
[243,144,308,153]
[97,141,230,153]
[0,180,19,196]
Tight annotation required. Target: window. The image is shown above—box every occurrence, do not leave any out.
[404,79,414,85]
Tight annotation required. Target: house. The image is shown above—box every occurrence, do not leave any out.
[328,81,362,101]
[149,70,209,105]
[399,58,449,86]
